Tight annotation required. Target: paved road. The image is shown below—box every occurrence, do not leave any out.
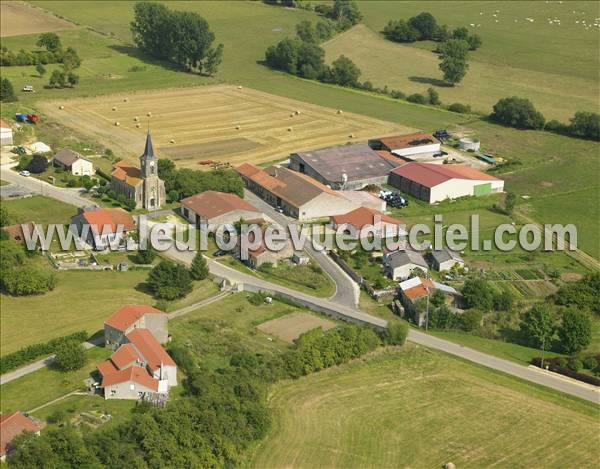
[244,190,360,308]
[0,163,92,208]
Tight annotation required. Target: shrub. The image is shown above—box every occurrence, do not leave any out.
[583,357,598,370]
[490,96,545,130]
[26,156,49,174]
[0,77,17,102]
[460,309,483,331]
[448,102,471,113]
[147,260,192,300]
[568,357,583,373]
[382,321,408,345]
[2,267,57,296]
[555,356,567,367]
[136,248,156,264]
[53,341,87,372]
[407,93,427,104]
[427,87,440,105]
[190,252,209,280]
[390,89,406,100]
[248,291,267,306]
[558,309,592,354]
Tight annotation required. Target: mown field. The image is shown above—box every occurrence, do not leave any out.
[252,346,600,468]
[38,85,409,166]
[0,1,74,37]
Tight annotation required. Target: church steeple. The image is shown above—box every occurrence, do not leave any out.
[140,130,157,178]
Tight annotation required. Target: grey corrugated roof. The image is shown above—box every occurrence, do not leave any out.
[387,249,428,269]
[431,247,464,264]
[291,144,396,183]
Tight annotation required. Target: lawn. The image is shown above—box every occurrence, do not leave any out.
[2,194,76,225]
[0,346,111,414]
[252,346,599,468]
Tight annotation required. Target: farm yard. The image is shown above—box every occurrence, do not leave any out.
[0,1,74,38]
[252,346,599,469]
[38,85,410,167]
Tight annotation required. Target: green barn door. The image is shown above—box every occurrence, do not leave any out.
[474,182,491,196]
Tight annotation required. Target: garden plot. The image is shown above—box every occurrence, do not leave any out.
[258,312,336,344]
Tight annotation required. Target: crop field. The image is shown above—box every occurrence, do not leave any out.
[324,24,597,120]
[252,347,599,468]
[257,312,336,343]
[0,1,75,37]
[38,85,410,167]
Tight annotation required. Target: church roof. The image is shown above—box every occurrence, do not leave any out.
[140,130,155,160]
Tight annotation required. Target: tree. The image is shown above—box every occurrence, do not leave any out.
[467,34,482,51]
[408,12,439,40]
[504,192,517,215]
[315,20,335,41]
[0,206,10,227]
[332,0,362,27]
[54,340,86,372]
[329,55,361,86]
[438,39,470,85]
[490,96,546,130]
[462,278,495,310]
[137,247,156,264]
[265,38,300,74]
[438,39,470,61]
[26,155,49,174]
[569,111,600,141]
[296,20,318,43]
[36,32,61,52]
[558,309,592,354]
[203,43,224,76]
[460,309,483,331]
[383,20,419,43]
[147,260,192,300]
[49,69,67,88]
[427,87,440,105]
[190,252,209,280]
[0,77,17,102]
[35,63,46,77]
[296,41,325,79]
[382,321,408,345]
[520,303,555,349]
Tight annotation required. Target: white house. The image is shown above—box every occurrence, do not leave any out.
[389,162,504,203]
[431,247,465,271]
[53,149,94,176]
[0,119,13,146]
[384,249,428,280]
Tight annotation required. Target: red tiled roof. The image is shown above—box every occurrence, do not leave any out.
[391,162,501,188]
[110,344,143,370]
[126,328,175,371]
[81,208,136,235]
[403,278,435,300]
[100,365,159,391]
[375,150,406,167]
[97,359,119,377]
[377,132,437,150]
[181,190,260,220]
[331,207,403,231]
[0,412,42,457]
[111,161,142,186]
[104,304,164,332]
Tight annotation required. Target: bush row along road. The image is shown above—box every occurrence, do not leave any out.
[1,168,598,403]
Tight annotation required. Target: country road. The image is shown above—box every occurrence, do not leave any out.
[1,170,598,403]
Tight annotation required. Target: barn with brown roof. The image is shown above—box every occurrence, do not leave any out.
[180,190,264,230]
[236,164,360,220]
[389,162,504,203]
[369,132,441,158]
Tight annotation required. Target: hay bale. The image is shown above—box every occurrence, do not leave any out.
[237,85,243,89]
[235,125,241,130]
[135,123,141,128]
[349,133,355,138]
[170,139,175,144]
[147,112,152,117]
[287,127,293,132]
[114,121,120,126]
[112,106,117,111]
[59,105,64,110]
[444,463,456,469]
[123,97,128,102]
[295,110,301,115]
[133,116,139,122]
[290,113,295,118]
[337,109,343,114]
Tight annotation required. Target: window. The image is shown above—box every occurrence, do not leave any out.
[110,389,116,395]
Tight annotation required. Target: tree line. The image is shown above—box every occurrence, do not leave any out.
[130,2,223,75]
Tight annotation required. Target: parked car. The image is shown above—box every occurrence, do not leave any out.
[213,250,226,257]
[22,85,35,92]
[19,170,31,177]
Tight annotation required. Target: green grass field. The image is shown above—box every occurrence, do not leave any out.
[2,194,76,225]
[252,346,599,468]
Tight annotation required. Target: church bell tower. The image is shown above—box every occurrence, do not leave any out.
[139,130,164,210]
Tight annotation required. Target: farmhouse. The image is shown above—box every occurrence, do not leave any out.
[389,162,504,203]
[398,277,459,327]
[71,206,136,250]
[288,143,398,190]
[0,412,43,462]
[98,328,177,401]
[180,190,264,230]
[53,149,94,176]
[0,119,13,146]
[431,247,465,271]
[110,131,166,210]
[331,207,405,239]
[104,304,168,349]
[384,249,428,280]
[369,132,440,158]
[236,163,359,220]
[234,224,294,268]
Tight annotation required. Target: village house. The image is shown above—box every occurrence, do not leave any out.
[431,247,465,271]
[0,119,13,146]
[110,131,166,210]
[0,412,43,462]
[71,206,136,250]
[104,304,168,349]
[389,162,504,203]
[98,328,177,401]
[369,132,441,159]
[384,249,429,280]
[236,163,361,220]
[288,143,399,190]
[330,206,405,239]
[397,276,459,327]
[234,224,295,268]
[180,190,264,230]
[53,149,94,176]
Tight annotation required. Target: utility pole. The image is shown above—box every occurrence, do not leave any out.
[540,336,546,369]
[425,286,430,332]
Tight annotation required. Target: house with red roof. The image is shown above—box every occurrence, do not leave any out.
[331,207,405,239]
[0,412,43,461]
[389,162,504,203]
[180,190,265,230]
[71,206,136,250]
[104,304,168,349]
[397,276,459,327]
[98,309,176,400]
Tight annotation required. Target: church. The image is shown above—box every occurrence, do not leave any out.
[110,131,166,210]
